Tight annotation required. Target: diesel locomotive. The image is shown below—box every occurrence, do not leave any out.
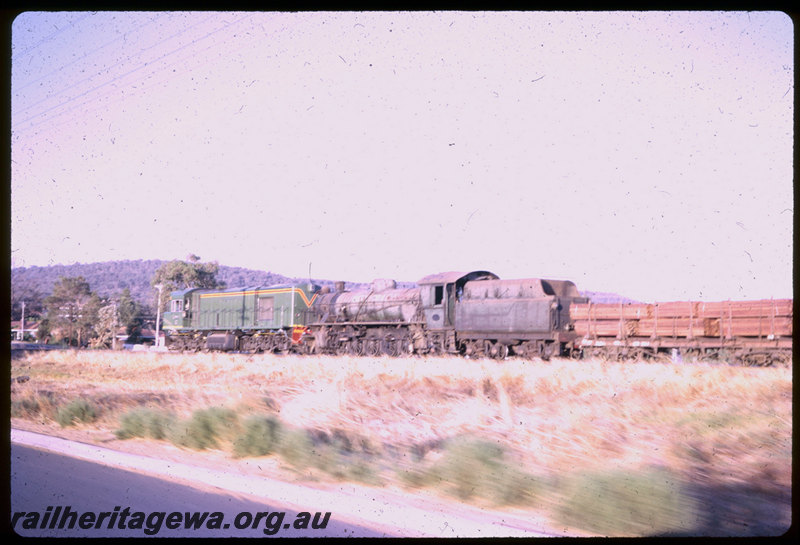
[161,283,321,352]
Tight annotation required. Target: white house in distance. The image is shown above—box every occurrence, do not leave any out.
[11,320,40,341]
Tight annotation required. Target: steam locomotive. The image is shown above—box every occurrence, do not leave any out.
[161,270,792,364]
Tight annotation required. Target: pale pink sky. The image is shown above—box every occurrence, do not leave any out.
[11,11,794,301]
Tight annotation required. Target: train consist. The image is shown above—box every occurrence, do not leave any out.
[161,270,792,365]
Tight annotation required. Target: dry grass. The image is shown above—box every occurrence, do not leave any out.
[10,349,792,536]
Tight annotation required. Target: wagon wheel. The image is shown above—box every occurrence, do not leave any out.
[620,347,644,362]
[741,351,771,367]
[774,351,792,367]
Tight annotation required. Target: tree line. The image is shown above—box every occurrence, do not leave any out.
[11,258,298,332]
[17,258,229,347]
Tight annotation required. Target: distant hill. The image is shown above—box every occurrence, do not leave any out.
[581,291,641,304]
[10,260,633,320]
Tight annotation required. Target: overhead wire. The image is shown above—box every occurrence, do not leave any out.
[14,13,260,140]
[11,11,94,61]
[12,12,218,132]
[13,12,171,103]
[12,12,242,136]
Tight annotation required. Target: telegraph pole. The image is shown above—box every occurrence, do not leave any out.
[154,284,163,348]
[19,301,25,341]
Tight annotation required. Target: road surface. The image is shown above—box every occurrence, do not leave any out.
[10,429,554,538]
[11,444,395,538]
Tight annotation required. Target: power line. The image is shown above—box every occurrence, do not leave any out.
[13,13,168,99]
[12,12,232,134]
[14,14,260,140]
[11,12,94,61]
[14,14,259,141]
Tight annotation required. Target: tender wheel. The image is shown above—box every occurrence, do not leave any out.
[495,344,509,360]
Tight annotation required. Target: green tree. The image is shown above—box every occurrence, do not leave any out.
[117,288,141,334]
[44,276,102,347]
[37,319,51,344]
[151,257,226,309]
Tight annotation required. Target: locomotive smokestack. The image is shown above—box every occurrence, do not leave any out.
[335,281,345,292]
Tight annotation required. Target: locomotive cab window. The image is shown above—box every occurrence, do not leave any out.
[170,300,184,312]
[434,285,444,306]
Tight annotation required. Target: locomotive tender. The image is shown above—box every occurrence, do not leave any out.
[162,270,587,359]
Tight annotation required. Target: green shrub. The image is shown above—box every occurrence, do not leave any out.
[554,467,699,536]
[399,436,539,506]
[344,459,381,486]
[397,466,432,489]
[233,416,283,458]
[431,436,506,501]
[168,407,239,450]
[115,408,174,440]
[277,428,314,469]
[11,397,41,418]
[56,399,98,427]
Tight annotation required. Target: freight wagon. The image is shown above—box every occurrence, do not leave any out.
[572,299,793,365]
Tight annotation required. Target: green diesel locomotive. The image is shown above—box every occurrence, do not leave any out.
[162,283,321,352]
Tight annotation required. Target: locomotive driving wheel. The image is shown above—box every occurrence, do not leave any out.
[348,338,364,356]
[365,338,381,356]
[381,336,401,357]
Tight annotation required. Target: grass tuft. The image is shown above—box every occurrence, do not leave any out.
[399,435,539,506]
[115,408,175,440]
[276,428,314,469]
[233,415,283,458]
[56,398,98,427]
[554,467,699,536]
[168,407,239,450]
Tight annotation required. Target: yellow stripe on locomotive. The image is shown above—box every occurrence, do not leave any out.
[162,283,320,332]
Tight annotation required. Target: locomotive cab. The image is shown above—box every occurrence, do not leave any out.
[418,271,499,330]
[162,288,197,331]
